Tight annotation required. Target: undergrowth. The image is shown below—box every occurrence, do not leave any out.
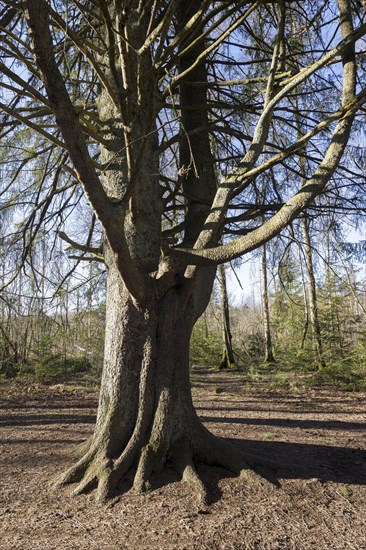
[244,357,366,392]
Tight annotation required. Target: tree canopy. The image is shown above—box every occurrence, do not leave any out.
[0,0,365,295]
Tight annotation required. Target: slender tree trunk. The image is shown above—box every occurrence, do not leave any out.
[261,244,275,363]
[218,264,236,370]
[295,90,325,368]
[302,215,325,368]
[297,240,310,353]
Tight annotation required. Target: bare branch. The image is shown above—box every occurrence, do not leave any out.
[57,231,102,255]
[166,0,359,270]
[23,0,150,302]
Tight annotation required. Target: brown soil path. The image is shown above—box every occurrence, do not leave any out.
[1,369,365,549]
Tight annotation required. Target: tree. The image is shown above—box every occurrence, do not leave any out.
[218,263,237,369]
[301,214,326,367]
[1,0,365,502]
[261,242,276,363]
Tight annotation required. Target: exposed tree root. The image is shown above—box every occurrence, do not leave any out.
[133,443,158,493]
[182,464,208,506]
[67,436,93,459]
[171,436,208,507]
[55,424,284,504]
[195,428,280,492]
[55,404,284,504]
[54,447,97,488]
[72,471,98,496]
[55,448,118,501]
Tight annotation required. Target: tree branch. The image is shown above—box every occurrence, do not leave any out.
[57,231,102,255]
[23,0,150,302]
[167,0,359,270]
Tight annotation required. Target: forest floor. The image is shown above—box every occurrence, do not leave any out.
[1,367,366,550]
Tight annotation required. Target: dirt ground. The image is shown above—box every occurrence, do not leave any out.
[1,368,365,550]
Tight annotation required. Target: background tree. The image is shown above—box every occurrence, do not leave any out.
[218,263,237,370]
[0,0,365,503]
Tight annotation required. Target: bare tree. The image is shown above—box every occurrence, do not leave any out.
[218,264,237,369]
[301,214,326,368]
[0,0,365,503]
[261,242,276,363]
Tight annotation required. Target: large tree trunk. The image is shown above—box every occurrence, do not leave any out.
[56,261,265,503]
